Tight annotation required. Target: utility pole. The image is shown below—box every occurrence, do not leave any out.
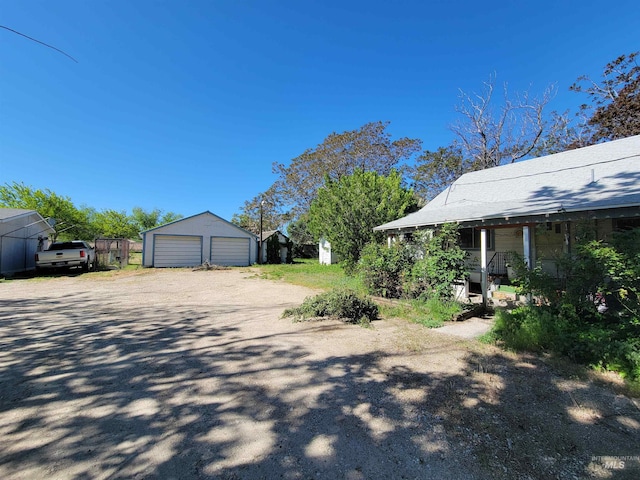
[258,200,265,264]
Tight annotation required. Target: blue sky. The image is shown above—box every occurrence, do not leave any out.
[1,0,638,221]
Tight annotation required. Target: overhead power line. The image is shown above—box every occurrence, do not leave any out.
[0,25,78,63]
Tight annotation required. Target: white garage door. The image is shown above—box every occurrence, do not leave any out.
[154,235,202,267]
[211,237,251,266]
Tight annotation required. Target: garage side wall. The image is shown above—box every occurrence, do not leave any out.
[143,213,257,267]
[0,213,51,276]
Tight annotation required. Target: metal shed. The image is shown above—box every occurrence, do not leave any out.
[142,211,258,268]
[0,208,55,276]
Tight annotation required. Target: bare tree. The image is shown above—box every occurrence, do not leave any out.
[409,76,567,201]
[451,75,557,170]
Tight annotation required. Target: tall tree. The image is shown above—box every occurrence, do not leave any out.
[0,181,92,240]
[272,121,421,217]
[409,145,467,202]
[130,207,182,232]
[231,188,286,235]
[570,51,640,143]
[90,209,139,239]
[307,169,417,271]
[410,77,562,200]
[451,76,557,170]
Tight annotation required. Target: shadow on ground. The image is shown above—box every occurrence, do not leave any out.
[0,286,638,479]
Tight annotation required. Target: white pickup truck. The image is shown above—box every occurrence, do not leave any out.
[35,241,96,272]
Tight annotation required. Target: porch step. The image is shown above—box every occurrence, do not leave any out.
[491,290,517,300]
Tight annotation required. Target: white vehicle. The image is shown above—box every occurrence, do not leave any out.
[35,241,95,272]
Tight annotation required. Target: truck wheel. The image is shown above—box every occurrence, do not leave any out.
[83,260,90,272]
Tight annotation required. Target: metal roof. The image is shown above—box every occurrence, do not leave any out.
[0,208,36,222]
[375,135,640,231]
[261,230,289,242]
[141,210,258,239]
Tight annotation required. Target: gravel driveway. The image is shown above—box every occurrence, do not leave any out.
[1,269,638,479]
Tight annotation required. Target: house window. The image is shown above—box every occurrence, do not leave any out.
[613,218,640,231]
[459,228,493,250]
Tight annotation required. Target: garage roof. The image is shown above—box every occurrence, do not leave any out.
[141,210,258,238]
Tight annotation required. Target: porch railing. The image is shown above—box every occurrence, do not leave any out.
[488,251,509,276]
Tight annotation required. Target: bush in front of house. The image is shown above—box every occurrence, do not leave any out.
[282,288,379,325]
[407,223,468,300]
[358,224,468,301]
[487,227,640,380]
[358,241,415,299]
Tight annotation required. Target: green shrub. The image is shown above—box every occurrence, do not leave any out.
[282,288,379,324]
[498,227,640,380]
[408,224,468,300]
[491,306,568,352]
[488,305,640,380]
[266,235,281,264]
[358,242,414,298]
[358,224,468,300]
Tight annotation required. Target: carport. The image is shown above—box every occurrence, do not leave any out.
[0,208,55,276]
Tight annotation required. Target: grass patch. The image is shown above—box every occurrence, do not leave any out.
[254,258,365,292]
[121,252,142,270]
[257,259,466,328]
[380,297,464,328]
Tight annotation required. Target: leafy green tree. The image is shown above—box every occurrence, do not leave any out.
[130,207,182,232]
[90,209,139,239]
[409,145,467,201]
[272,121,421,216]
[308,169,417,271]
[0,181,92,240]
[570,51,640,143]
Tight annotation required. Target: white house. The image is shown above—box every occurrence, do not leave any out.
[375,135,640,302]
[0,208,55,276]
[142,211,258,267]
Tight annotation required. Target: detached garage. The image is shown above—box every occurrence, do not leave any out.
[142,211,257,268]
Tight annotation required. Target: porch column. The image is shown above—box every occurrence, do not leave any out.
[523,225,533,304]
[480,228,487,308]
[522,225,531,268]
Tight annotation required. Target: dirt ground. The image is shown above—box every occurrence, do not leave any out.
[0,268,638,479]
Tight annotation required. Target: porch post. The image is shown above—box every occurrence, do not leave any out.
[522,225,531,268]
[523,225,532,304]
[480,228,487,308]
